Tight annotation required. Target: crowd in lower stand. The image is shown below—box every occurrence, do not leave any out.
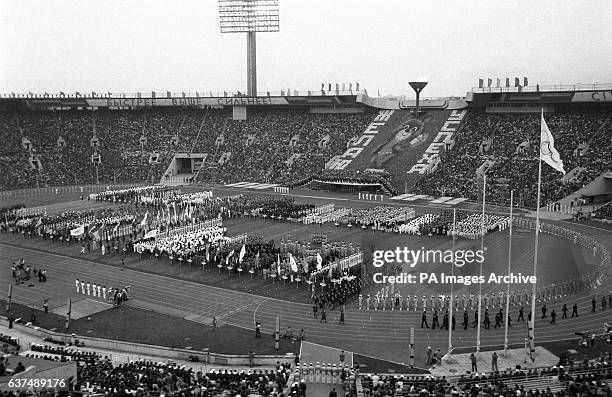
[360,356,612,396]
[77,358,291,396]
[593,203,612,221]
[8,342,293,396]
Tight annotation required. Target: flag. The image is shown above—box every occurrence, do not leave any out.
[239,244,246,263]
[524,76,528,86]
[277,253,281,275]
[377,89,381,97]
[70,225,85,236]
[356,82,360,91]
[303,256,309,273]
[487,78,492,87]
[478,79,484,88]
[289,253,298,272]
[540,110,566,174]
[36,217,43,228]
[226,249,235,265]
[140,211,149,226]
[506,78,510,87]
[144,229,157,239]
[316,253,323,271]
[112,223,119,236]
[496,78,501,87]
[93,222,104,240]
[515,77,520,87]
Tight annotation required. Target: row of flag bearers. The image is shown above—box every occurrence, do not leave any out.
[74,278,130,303]
[356,289,574,312]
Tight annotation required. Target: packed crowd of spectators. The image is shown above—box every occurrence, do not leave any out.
[75,358,291,396]
[358,356,612,397]
[14,342,294,396]
[0,107,378,190]
[216,109,376,186]
[413,109,612,208]
[593,202,612,220]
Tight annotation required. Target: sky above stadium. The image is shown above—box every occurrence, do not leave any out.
[2,0,611,98]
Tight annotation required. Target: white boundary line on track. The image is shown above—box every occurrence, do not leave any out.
[253,298,269,328]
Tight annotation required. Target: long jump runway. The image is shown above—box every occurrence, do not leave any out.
[3,242,612,364]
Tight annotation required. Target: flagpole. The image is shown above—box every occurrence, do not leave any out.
[530,153,543,362]
[503,190,514,355]
[6,283,12,313]
[447,208,456,357]
[476,172,486,356]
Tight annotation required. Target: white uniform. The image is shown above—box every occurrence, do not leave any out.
[97,285,101,297]
[75,279,80,293]
[92,283,97,297]
[102,287,107,300]
[86,283,91,295]
[81,282,85,294]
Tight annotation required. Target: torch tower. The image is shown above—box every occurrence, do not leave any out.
[409,80,428,117]
[219,0,280,96]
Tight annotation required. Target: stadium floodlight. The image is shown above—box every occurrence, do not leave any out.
[409,80,428,116]
[219,0,280,96]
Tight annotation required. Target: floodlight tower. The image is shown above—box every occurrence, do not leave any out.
[219,0,280,96]
[409,81,428,116]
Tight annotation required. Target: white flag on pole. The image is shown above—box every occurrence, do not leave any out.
[289,253,298,273]
[540,111,566,174]
[316,253,323,271]
[239,244,246,263]
[140,211,149,226]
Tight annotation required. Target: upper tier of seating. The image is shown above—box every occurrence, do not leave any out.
[412,109,612,208]
[0,108,376,191]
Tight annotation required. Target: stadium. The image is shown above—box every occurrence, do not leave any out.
[1,1,612,396]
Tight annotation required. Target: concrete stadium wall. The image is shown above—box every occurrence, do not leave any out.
[1,317,295,367]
